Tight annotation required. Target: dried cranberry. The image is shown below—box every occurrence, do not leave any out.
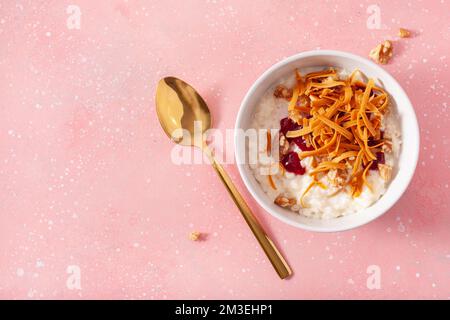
[279,117,301,136]
[279,117,312,151]
[291,137,314,151]
[377,151,385,164]
[281,152,306,175]
[367,137,377,147]
[369,152,385,170]
[368,130,385,147]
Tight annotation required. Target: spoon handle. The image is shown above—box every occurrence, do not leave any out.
[204,148,292,279]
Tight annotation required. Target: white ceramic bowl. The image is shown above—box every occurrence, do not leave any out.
[235,50,420,232]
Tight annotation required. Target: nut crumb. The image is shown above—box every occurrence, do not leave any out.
[288,109,302,124]
[369,40,393,64]
[378,164,392,181]
[273,85,293,100]
[382,140,393,153]
[279,134,290,156]
[189,231,202,241]
[327,169,347,187]
[398,28,411,38]
[274,195,296,208]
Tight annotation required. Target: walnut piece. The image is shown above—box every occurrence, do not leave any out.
[369,40,393,64]
[274,85,293,100]
[189,231,202,241]
[274,195,296,208]
[398,28,411,38]
[298,95,310,107]
[382,140,393,153]
[279,134,290,156]
[288,109,302,124]
[327,169,347,187]
[378,164,392,181]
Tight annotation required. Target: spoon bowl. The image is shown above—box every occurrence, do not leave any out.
[156,77,211,146]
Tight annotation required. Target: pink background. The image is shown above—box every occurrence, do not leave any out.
[0,0,449,299]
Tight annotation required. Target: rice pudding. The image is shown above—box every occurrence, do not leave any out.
[249,68,401,219]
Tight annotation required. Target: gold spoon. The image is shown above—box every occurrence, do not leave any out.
[155,77,292,279]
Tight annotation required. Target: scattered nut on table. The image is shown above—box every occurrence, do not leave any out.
[189,231,202,241]
[369,40,393,64]
[398,28,411,38]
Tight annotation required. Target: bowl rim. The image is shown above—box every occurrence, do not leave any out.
[234,50,420,232]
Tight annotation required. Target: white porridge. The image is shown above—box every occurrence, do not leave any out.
[249,68,401,219]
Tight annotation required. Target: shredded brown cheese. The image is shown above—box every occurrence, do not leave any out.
[284,68,390,198]
[268,175,277,190]
[266,130,272,156]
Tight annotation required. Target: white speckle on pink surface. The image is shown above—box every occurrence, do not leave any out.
[16,269,24,277]
[35,260,45,268]
[27,289,37,298]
